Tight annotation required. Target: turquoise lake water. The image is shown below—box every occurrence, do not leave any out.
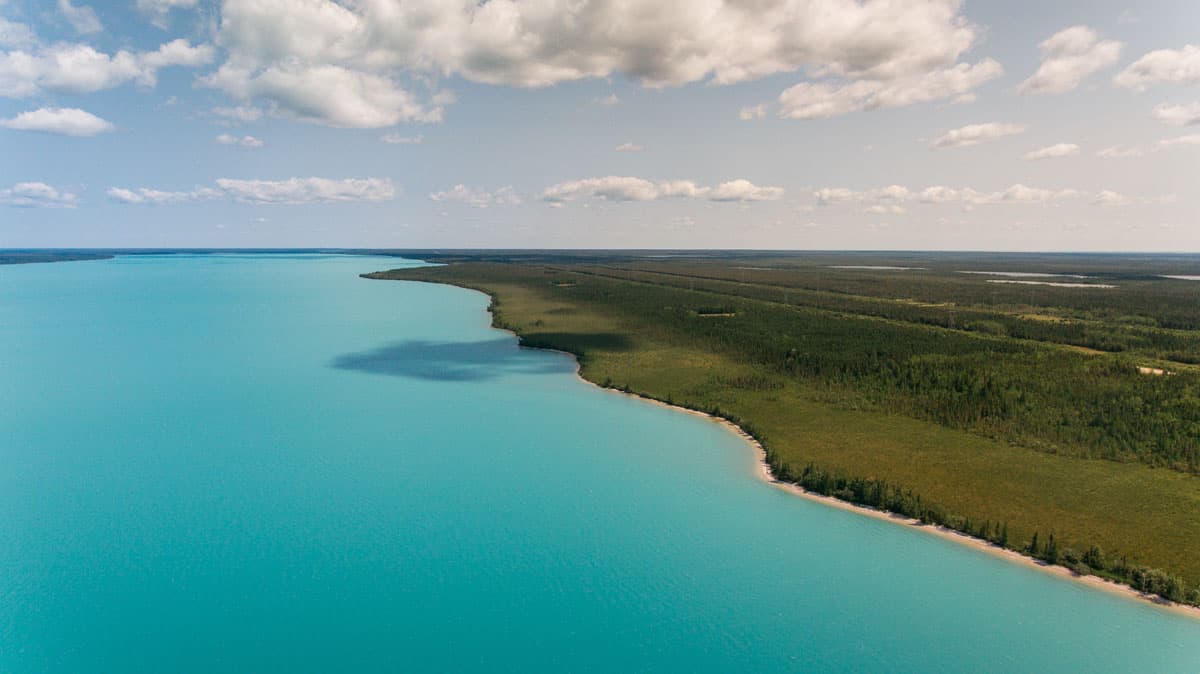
[1,253,1197,672]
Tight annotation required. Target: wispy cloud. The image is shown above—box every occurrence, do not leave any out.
[215,133,264,148]
[135,0,199,29]
[1096,134,1200,158]
[779,60,1002,119]
[542,177,783,203]
[739,104,767,120]
[57,0,102,35]
[381,133,423,144]
[1018,26,1121,94]
[429,184,521,208]
[931,122,1027,149]
[109,177,395,205]
[815,183,1097,207]
[0,17,36,49]
[1151,103,1200,126]
[106,186,217,205]
[1091,190,1175,206]
[1023,143,1080,160]
[212,106,263,122]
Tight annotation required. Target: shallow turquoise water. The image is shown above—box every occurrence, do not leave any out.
[1,253,1197,673]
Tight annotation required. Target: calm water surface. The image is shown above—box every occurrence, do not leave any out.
[1,254,1197,672]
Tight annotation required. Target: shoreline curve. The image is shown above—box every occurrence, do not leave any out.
[579,363,1200,622]
[402,277,1200,622]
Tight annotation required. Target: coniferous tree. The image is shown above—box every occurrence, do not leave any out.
[1045,534,1059,564]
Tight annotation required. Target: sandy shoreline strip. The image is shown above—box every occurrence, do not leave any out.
[436,283,1200,621]
[543,355,1200,621]
[599,381,1200,621]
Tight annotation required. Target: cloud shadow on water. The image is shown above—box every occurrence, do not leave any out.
[330,338,576,381]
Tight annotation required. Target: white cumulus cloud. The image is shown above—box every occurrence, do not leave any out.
[615,142,643,152]
[931,122,1027,149]
[1,182,78,208]
[1018,26,1122,94]
[708,179,785,202]
[1114,45,1200,90]
[0,39,214,98]
[205,0,982,127]
[543,177,661,202]
[1,107,113,136]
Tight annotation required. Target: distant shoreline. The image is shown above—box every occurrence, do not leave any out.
[0,252,113,266]
[429,280,1200,622]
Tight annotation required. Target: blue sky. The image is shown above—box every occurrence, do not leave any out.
[1,0,1198,249]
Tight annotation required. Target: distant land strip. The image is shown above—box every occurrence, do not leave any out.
[0,251,113,265]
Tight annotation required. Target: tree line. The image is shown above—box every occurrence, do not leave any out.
[533,272,1200,472]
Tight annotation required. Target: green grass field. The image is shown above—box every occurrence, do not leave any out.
[367,253,1200,604]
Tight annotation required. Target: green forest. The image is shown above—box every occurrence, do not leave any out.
[367,252,1200,607]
